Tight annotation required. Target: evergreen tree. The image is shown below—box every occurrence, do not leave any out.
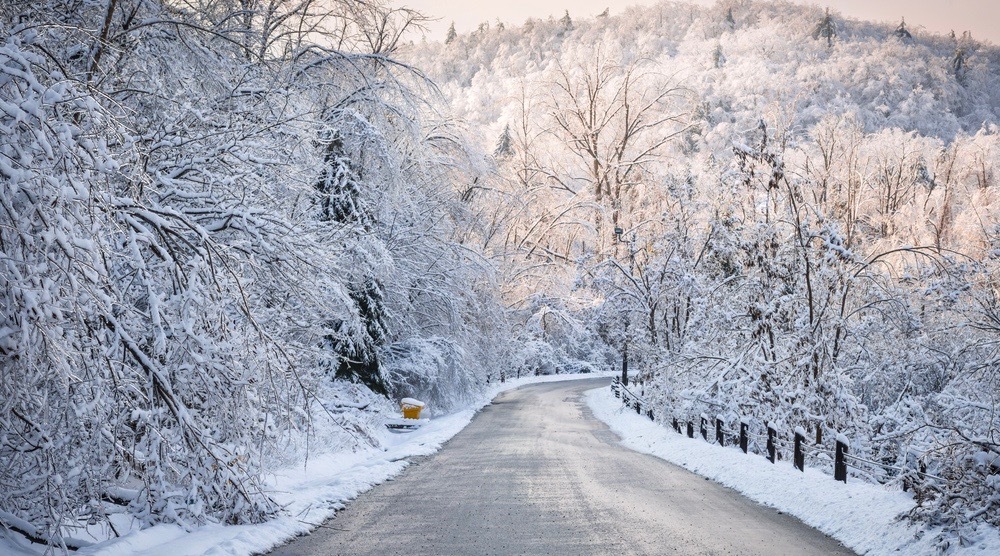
[952,32,974,83]
[315,131,367,226]
[812,8,837,48]
[712,43,726,68]
[952,47,967,82]
[335,277,390,395]
[560,10,573,31]
[446,21,457,44]
[725,7,735,29]
[494,124,514,158]
[894,18,912,41]
[314,132,388,395]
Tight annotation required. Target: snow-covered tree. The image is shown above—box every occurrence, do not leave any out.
[494,123,515,158]
[560,10,573,32]
[894,18,913,41]
[813,8,837,48]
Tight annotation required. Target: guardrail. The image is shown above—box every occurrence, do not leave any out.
[610,376,654,421]
[609,377,937,489]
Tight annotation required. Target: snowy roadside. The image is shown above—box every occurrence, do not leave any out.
[14,373,608,556]
[585,386,1000,555]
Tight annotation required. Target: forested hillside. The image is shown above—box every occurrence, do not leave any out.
[403,0,1000,546]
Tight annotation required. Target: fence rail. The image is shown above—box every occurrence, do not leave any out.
[610,377,931,489]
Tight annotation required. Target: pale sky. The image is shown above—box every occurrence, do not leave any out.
[402,0,1000,45]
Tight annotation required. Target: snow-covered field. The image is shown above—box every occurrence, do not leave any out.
[0,374,608,556]
[586,386,1000,556]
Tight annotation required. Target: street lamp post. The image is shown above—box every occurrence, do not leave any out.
[614,226,633,387]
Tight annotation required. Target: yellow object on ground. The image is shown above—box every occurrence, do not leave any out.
[400,397,425,419]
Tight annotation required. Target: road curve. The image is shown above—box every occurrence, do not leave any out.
[269,378,855,555]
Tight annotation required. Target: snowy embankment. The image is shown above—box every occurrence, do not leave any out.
[586,386,1000,556]
[9,374,607,556]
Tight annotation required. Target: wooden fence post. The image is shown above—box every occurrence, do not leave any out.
[635,399,641,414]
[715,418,724,446]
[672,418,680,433]
[739,421,748,454]
[835,435,848,483]
[700,415,708,441]
[794,427,805,472]
[687,421,694,439]
[647,409,654,420]
[766,423,777,463]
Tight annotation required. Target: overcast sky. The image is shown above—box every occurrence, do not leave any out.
[402,0,999,45]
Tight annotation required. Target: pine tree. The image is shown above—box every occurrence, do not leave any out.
[329,277,390,396]
[952,47,967,82]
[494,123,514,158]
[446,21,457,44]
[560,10,573,31]
[713,43,726,68]
[894,18,912,40]
[314,133,388,395]
[725,7,735,29]
[952,31,974,83]
[315,131,367,226]
[812,8,837,48]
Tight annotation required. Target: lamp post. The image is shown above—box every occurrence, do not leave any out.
[614,226,632,387]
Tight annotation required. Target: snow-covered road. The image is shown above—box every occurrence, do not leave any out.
[269,378,853,555]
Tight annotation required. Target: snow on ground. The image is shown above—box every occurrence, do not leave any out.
[0,373,608,556]
[585,386,1000,556]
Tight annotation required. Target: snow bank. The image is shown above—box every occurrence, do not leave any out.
[0,373,609,556]
[586,386,1000,556]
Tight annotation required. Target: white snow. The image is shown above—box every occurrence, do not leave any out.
[0,373,609,556]
[585,386,1000,556]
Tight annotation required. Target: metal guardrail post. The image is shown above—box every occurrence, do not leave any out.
[794,429,805,472]
[766,424,777,463]
[835,438,848,483]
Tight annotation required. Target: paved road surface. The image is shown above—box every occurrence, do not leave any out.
[269,378,855,555]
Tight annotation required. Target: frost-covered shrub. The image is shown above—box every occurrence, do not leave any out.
[382,337,478,412]
[0,28,289,537]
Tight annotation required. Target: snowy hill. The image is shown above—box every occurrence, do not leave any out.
[407,1,1000,143]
